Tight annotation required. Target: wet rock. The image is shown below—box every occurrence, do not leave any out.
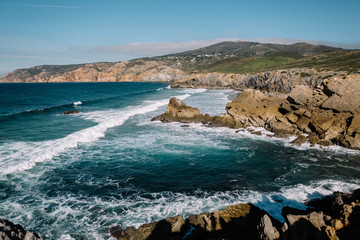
[251,131,263,136]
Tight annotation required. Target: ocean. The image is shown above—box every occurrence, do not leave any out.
[0,82,359,240]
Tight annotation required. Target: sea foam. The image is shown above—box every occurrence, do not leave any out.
[0,94,190,174]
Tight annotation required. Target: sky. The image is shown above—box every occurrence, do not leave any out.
[0,0,359,76]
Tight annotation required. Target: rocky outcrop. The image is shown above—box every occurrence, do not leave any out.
[154,74,360,150]
[110,189,360,240]
[0,218,43,240]
[171,69,346,94]
[151,97,211,124]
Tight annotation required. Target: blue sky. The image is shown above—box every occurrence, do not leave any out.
[0,0,359,76]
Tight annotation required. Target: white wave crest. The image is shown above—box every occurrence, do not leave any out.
[73,101,82,105]
[0,94,190,174]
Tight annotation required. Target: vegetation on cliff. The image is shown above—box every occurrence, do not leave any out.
[1,41,358,83]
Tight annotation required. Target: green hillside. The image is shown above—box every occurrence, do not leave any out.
[203,50,360,74]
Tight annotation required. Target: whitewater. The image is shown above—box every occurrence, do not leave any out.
[0,82,359,240]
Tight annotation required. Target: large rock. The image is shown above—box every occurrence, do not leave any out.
[151,97,205,123]
[287,85,315,106]
[0,218,43,240]
[321,75,360,114]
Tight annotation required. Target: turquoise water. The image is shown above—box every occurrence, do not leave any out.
[0,82,359,240]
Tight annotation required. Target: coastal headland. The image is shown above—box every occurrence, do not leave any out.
[1,41,359,239]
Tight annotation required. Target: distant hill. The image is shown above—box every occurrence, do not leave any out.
[0,41,358,83]
[164,41,343,57]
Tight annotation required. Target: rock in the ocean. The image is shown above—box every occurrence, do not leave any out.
[151,97,205,123]
[0,218,43,240]
[62,110,79,114]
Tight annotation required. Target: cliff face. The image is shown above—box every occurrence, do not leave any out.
[0,60,186,83]
[171,69,347,94]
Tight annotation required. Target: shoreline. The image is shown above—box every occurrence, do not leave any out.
[110,188,360,240]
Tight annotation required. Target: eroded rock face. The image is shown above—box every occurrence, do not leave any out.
[0,218,43,240]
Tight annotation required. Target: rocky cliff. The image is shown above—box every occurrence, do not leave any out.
[110,188,360,240]
[153,74,360,150]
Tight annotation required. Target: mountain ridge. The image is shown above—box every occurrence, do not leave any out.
[0,41,357,83]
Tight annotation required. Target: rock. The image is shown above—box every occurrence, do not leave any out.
[151,97,205,123]
[257,214,280,240]
[266,116,297,135]
[308,133,320,146]
[291,135,307,146]
[154,74,360,150]
[322,75,360,114]
[251,131,263,136]
[63,110,79,114]
[295,116,310,132]
[287,85,314,106]
[111,189,360,240]
[0,218,43,240]
[347,115,360,136]
[286,112,299,124]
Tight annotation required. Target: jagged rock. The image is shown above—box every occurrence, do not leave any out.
[151,97,204,123]
[0,218,43,240]
[257,214,280,240]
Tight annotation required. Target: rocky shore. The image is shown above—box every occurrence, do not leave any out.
[153,73,360,150]
[110,188,360,240]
